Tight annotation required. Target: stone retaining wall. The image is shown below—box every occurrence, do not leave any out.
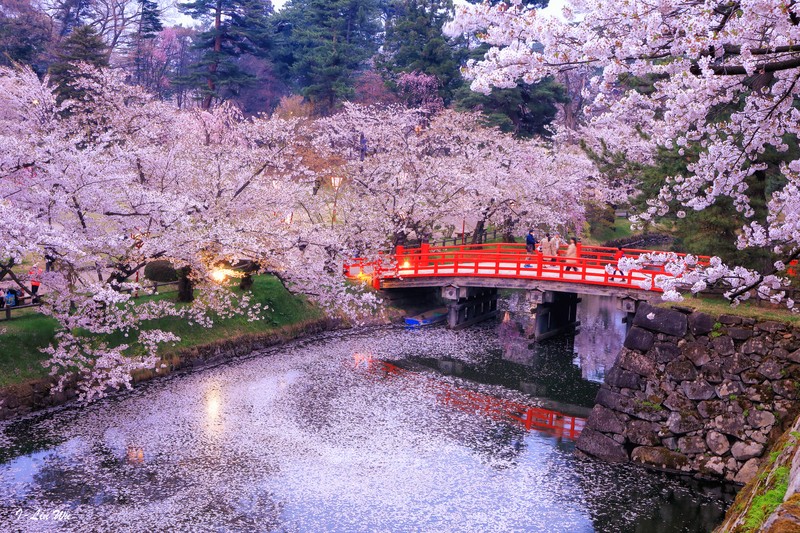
[0,317,342,422]
[576,303,800,484]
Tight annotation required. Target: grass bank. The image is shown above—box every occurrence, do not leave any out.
[661,294,800,327]
[0,275,323,389]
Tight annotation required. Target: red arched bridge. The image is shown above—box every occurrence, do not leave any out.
[346,242,715,296]
[346,243,798,332]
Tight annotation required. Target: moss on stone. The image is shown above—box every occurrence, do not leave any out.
[742,466,789,532]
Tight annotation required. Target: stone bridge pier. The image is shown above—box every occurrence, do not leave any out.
[441,286,498,330]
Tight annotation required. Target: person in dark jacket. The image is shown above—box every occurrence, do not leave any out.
[524,230,537,268]
[525,230,537,253]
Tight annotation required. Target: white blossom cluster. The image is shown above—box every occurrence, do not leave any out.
[446,0,800,306]
[0,66,604,399]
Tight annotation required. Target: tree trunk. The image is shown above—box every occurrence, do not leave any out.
[177,267,194,302]
[239,273,254,291]
[202,0,223,110]
[502,216,516,243]
[471,220,486,244]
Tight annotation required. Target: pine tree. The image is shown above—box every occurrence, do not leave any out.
[53,0,91,38]
[453,75,567,138]
[0,0,53,73]
[378,0,460,101]
[271,0,382,113]
[48,25,109,104]
[178,0,273,110]
[132,0,164,85]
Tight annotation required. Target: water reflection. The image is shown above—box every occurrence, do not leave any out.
[573,295,628,383]
[354,355,586,441]
[0,320,732,532]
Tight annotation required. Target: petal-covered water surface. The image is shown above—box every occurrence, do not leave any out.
[0,299,732,532]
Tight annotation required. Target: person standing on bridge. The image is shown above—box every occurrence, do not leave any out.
[610,246,625,281]
[524,230,537,268]
[542,233,559,264]
[565,238,579,272]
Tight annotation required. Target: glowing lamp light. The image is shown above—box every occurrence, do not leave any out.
[402,260,411,269]
[210,268,238,283]
[331,176,344,190]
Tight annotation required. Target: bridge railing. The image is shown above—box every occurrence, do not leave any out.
[345,243,798,291]
[389,246,663,290]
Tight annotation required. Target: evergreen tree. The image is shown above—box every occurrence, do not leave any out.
[52,0,91,38]
[378,0,460,102]
[271,0,382,113]
[178,0,273,110]
[132,0,164,85]
[453,75,566,138]
[452,41,566,138]
[48,25,109,103]
[449,3,560,135]
[0,0,53,73]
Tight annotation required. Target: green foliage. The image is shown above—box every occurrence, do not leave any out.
[178,0,274,109]
[48,25,109,104]
[0,0,53,73]
[743,466,790,532]
[137,0,163,39]
[53,0,91,38]
[453,67,567,137]
[586,203,615,239]
[143,260,178,283]
[377,0,461,102]
[581,108,800,270]
[636,399,664,412]
[131,0,164,84]
[587,108,799,269]
[0,275,321,388]
[271,0,382,113]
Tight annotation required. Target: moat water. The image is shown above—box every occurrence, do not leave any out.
[0,295,733,532]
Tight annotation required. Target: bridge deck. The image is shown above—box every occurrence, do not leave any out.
[347,243,689,294]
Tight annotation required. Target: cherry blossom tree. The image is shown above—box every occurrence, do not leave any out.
[0,65,374,400]
[0,62,600,400]
[446,0,800,305]
[313,103,597,249]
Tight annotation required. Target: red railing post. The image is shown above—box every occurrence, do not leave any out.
[397,245,406,272]
[535,250,542,277]
[420,242,430,266]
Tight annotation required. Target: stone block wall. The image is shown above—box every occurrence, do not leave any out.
[576,303,800,484]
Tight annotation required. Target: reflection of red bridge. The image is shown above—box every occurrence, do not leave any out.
[353,353,586,441]
[346,243,798,294]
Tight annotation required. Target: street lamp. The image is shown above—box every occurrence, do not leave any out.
[331,176,344,226]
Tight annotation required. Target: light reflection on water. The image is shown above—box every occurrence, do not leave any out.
[0,296,733,532]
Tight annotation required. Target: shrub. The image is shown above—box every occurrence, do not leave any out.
[144,260,177,283]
